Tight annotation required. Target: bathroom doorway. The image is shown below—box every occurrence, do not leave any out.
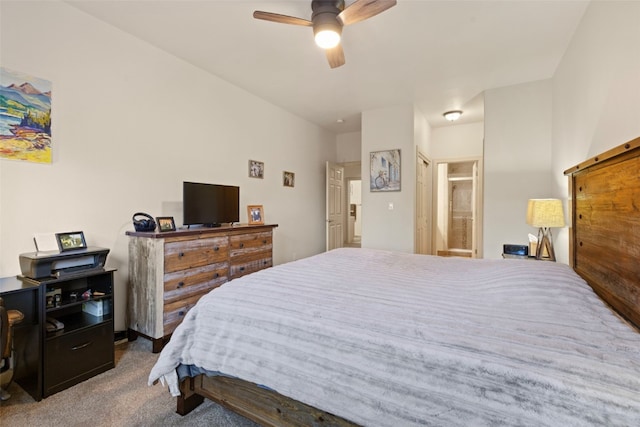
[433,158,483,258]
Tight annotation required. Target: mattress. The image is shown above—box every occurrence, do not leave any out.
[149,248,640,426]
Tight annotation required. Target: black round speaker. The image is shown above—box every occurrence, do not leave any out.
[132,212,156,232]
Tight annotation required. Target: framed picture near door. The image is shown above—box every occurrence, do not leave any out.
[370,149,401,192]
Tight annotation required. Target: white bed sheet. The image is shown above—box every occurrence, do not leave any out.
[149,248,640,426]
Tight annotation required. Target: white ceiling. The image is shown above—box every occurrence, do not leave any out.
[66,0,589,134]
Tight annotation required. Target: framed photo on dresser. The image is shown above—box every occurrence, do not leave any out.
[156,217,176,232]
[247,205,264,225]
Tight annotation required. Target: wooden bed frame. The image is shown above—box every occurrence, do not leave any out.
[564,136,640,330]
[176,136,640,426]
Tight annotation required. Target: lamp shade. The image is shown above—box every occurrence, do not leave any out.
[526,199,565,227]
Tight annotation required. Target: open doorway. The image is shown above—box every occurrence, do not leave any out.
[433,158,483,258]
[346,179,362,247]
[327,161,362,250]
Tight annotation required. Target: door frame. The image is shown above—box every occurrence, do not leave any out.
[346,178,362,246]
[415,148,432,254]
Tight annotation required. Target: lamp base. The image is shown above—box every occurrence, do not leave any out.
[536,227,556,261]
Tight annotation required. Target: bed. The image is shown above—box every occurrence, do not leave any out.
[148,137,640,426]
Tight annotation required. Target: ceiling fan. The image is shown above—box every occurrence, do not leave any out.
[253,0,397,69]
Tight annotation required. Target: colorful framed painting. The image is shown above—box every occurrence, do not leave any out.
[370,149,401,192]
[0,67,52,163]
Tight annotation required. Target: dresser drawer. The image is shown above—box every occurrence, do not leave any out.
[165,237,228,273]
[229,232,272,258]
[230,257,273,279]
[44,322,114,396]
[164,262,228,304]
[163,291,208,336]
[229,231,271,253]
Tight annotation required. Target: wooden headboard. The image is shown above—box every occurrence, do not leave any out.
[564,136,640,330]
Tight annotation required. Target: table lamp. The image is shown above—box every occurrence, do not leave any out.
[526,199,565,261]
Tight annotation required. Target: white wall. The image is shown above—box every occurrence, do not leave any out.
[360,105,417,253]
[484,80,553,259]
[551,0,640,263]
[430,122,484,160]
[336,131,362,163]
[414,109,432,158]
[0,1,336,332]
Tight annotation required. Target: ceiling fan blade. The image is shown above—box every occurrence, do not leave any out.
[326,44,345,69]
[338,0,397,26]
[253,11,313,26]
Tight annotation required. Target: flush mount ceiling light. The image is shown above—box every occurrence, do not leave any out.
[443,110,463,122]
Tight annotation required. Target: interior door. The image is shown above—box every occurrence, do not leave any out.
[326,162,345,251]
[415,152,431,254]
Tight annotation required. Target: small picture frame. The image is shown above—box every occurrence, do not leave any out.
[249,160,264,179]
[283,171,295,187]
[55,231,87,252]
[156,216,176,232]
[247,205,264,225]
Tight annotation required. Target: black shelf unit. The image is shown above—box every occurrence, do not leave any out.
[19,268,116,397]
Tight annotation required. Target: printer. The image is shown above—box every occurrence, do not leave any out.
[19,247,109,279]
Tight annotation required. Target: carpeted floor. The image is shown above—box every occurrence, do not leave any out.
[0,339,259,426]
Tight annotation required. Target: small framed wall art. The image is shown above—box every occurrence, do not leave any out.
[283,171,295,187]
[55,231,87,252]
[370,149,401,192]
[156,216,176,232]
[249,160,264,179]
[247,205,264,225]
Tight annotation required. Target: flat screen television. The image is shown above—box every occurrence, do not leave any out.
[183,181,239,227]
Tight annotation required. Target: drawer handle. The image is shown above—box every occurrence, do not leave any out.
[214,246,219,251]
[240,243,244,248]
[177,281,184,288]
[239,267,245,272]
[71,342,92,351]
[178,310,185,316]
[263,260,268,265]
[214,273,219,279]
[178,252,184,258]
[263,240,267,244]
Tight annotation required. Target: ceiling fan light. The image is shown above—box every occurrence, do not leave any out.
[315,29,341,49]
[443,110,463,121]
[312,6,342,49]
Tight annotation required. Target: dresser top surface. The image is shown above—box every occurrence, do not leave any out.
[126,223,278,239]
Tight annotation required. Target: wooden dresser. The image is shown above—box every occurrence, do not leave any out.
[126,224,277,352]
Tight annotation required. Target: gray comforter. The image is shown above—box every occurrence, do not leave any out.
[149,248,640,426]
